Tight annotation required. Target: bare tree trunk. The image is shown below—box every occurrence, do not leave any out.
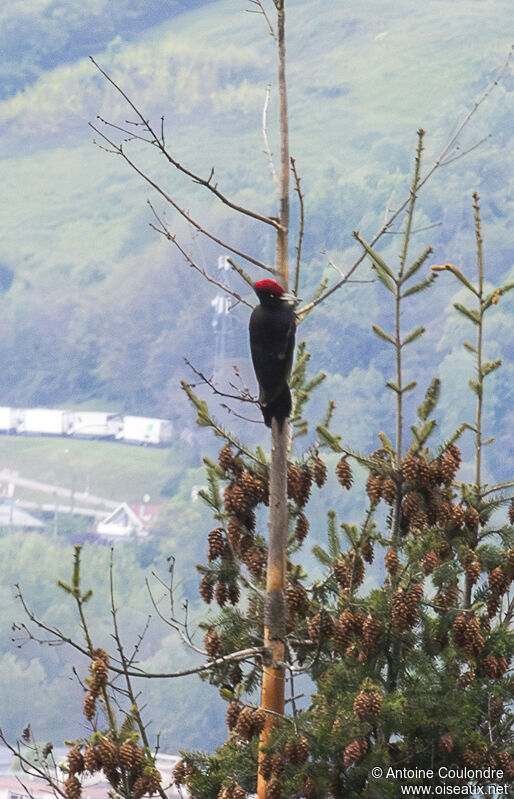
[258,2,290,797]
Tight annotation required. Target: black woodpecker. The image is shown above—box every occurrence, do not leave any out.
[249,278,297,429]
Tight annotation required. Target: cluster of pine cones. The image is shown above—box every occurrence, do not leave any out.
[365,446,480,537]
[308,606,382,663]
[65,736,161,799]
[225,703,266,740]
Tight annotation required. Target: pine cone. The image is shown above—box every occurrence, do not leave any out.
[287,463,302,502]
[422,549,439,575]
[83,746,101,774]
[335,458,353,490]
[68,746,85,775]
[462,550,481,585]
[218,443,234,471]
[226,700,241,731]
[235,707,254,740]
[385,547,400,575]
[334,559,351,590]
[297,465,313,507]
[214,582,228,607]
[361,539,374,564]
[311,456,328,488]
[204,626,221,657]
[285,735,309,764]
[463,505,480,531]
[245,545,266,578]
[90,654,109,694]
[265,777,281,799]
[489,566,509,597]
[259,755,273,781]
[294,512,309,544]
[391,588,415,631]
[490,697,504,726]
[226,517,242,548]
[438,733,453,757]
[308,609,334,643]
[65,775,82,799]
[119,740,143,773]
[96,737,118,770]
[285,582,309,614]
[208,528,225,561]
[365,472,382,504]
[353,687,382,720]
[343,737,368,767]
[224,483,248,517]
[333,608,356,654]
[251,708,266,734]
[458,668,475,689]
[199,575,214,604]
[172,760,188,785]
[239,471,268,506]
[303,776,318,799]
[401,453,430,487]
[453,612,485,657]
[361,615,382,655]
[83,693,96,722]
[269,753,285,776]
[227,582,240,605]
[381,476,397,505]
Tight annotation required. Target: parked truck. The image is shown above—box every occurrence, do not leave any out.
[20,408,74,436]
[69,411,123,439]
[118,416,173,446]
[0,407,22,434]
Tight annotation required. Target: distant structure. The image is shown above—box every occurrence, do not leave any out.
[0,408,173,447]
[96,502,161,539]
[211,255,234,376]
[0,501,44,530]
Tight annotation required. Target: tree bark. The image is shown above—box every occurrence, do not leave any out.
[258,3,290,797]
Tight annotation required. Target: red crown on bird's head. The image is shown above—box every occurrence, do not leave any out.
[254,279,285,296]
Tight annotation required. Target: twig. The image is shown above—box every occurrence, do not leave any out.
[147,202,255,308]
[90,122,275,274]
[247,0,276,38]
[184,358,257,403]
[90,57,281,230]
[291,157,304,298]
[297,50,512,317]
[0,732,66,798]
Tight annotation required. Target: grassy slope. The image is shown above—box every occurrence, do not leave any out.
[0,435,174,504]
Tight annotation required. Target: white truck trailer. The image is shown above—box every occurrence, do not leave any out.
[70,411,123,439]
[119,416,173,446]
[0,407,22,434]
[20,408,74,436]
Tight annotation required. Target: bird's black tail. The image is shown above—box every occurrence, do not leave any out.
[261,384,292,429]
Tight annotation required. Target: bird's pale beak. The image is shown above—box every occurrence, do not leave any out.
[281,292,301,305]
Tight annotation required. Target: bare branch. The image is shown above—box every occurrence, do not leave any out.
[90,57,281,230]
[291,157,304,298]
[297,50,512,316]
[147,202,255,308]
[184,358,257,404]
[90,122,275,273]
[262,85,279,191]
[247,0,276,38]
